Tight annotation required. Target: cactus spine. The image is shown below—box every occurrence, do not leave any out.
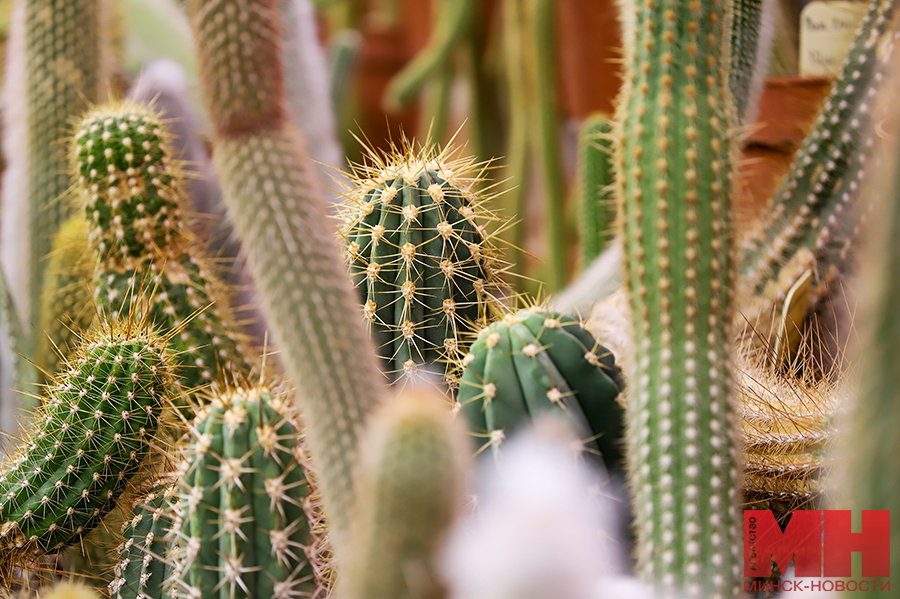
[457,306,625,468]
[342,387,468,599]
[0,315,174,566]
[0,0,104,351]
[173,387,315,599]
[615,0,741,593]
[186,0,386,555]
[70,102,256,391]
[340,145,506,385]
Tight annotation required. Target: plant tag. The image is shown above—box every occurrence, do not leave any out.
[799,1,868,77]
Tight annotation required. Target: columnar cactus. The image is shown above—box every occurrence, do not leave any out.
[69,102,257,391]
[340,145,506,385]
[0,315,174,567]
[840,46,900,599]
[730,0,767,124]
[110,483,178,599]
[0,0,104,350]
[342,387,468,599]
[615,0,742,593]
[456,306,625,469]
[577,115,615,270]
[186,0,387,555]
[738,0,897,360]
[172,386,316,599]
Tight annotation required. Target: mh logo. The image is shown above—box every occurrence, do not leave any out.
[744,510,890,578]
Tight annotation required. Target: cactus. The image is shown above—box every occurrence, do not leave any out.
[0,313,174,570]
[577,115,615,270]
[342,386,468,599]
[172,386,316,599]
[838,42,900,598]
[339,143,507,385]
[37,216,95,380]
[109,483,177,599]
[70,101,257,391]
[186,0,388,556]
[456,306,625,469]
[0,0,105,353]
[737,0,897,362]
[615,0,742,593]
[730,0,770,125]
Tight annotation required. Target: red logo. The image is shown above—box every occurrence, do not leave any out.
[744,510,890,578]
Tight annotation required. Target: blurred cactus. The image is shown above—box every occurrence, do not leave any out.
[0,0,105,357]
[186,0,387,558]
[457,306,625,469]
[339,144,508,385]
[342,386,468,599]
[576,115,615,270]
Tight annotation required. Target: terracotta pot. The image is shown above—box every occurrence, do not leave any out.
[737,77,833,221]
[555,0,623,118]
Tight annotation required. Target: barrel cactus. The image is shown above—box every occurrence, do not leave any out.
[69,101,257,391]
[173,386,317,598]
[340,144,507,386]
[0,314,174,569]
[456,306,625,468]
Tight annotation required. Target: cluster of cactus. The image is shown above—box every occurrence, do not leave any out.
[339,145,507,385]
[2,0,900,597]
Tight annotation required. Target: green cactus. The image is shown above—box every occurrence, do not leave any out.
[737,0,897,361]
[0,314,174,569]
[339,144,507,386]
[0,0,105,353]
[456,306,625,469]
[730,0,766,124]
[615,0,742,593]
[69,101,257,392]
[37,215,95,380]
[342,386,468,599]
[173,386,315,599]
[186,0,387,556]
[109,482,177,599]
[577,115,615,270]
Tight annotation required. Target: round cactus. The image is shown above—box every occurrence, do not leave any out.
[173,386,317,598]
[70,102,257,390]
[456,306,625,468]
[0,315,174,564]
[110,482,178,599]
[339,144,507,385]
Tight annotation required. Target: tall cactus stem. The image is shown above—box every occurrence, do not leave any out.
[615,0,742,594]
[186,0,387,556]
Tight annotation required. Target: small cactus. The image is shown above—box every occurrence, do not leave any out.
[172,386,316,599]
[0,314,174,567]
[456,306,625,469]
[109,482,178,599]
[339,143,507,385]
[577,115,615,270]
[70,101,257,390]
